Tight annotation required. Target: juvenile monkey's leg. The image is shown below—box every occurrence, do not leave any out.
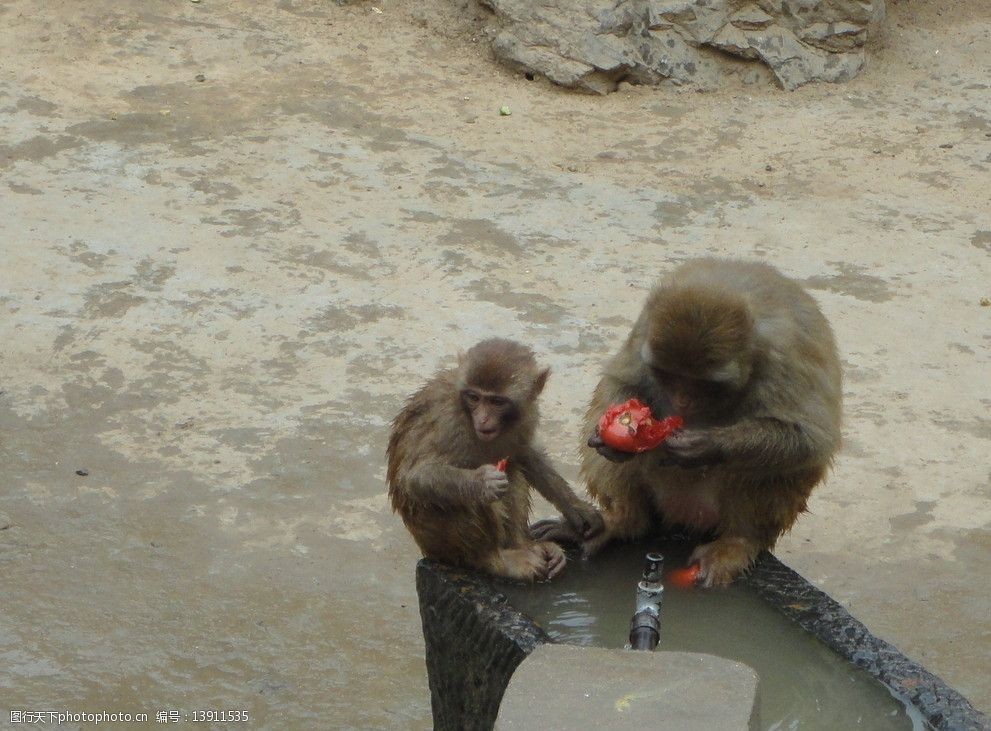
[483,542,564,581]
[500,476,533,547]
[409,506,502,570]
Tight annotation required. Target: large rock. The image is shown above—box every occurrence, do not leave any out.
[480,0,886,92]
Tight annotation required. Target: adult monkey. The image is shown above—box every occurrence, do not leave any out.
[388,339,603,581]
[533,258,842,586]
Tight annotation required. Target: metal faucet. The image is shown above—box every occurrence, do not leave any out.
[629,551,664,651]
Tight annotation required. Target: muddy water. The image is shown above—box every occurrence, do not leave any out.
[502,542,926,731]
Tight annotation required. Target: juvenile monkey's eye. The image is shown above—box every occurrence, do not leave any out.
[463,391,480,404]
[489,396,510,408]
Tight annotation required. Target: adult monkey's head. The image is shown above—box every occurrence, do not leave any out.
[640,285,755,419]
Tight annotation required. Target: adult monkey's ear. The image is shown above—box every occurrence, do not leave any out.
[531,367,550,397]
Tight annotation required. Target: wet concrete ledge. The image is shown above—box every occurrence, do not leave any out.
[415,559,550,731]
[416,552,990,731]
[744,554,989,731]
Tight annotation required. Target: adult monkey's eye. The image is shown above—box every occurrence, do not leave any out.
[652,367,672,383]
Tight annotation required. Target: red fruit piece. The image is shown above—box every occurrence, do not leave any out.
[494,458,508,472]
[597,399,684,453]
[667,563,701,589]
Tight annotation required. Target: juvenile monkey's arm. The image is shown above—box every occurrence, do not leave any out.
[401,461,506,507]
[519,448,604,538]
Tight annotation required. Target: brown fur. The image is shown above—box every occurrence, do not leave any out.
[581,259,842,586]
[645,286,754,380]
[387,339,600,581]
[455,338,547,403]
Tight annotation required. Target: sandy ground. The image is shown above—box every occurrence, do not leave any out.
[0,0,988,727]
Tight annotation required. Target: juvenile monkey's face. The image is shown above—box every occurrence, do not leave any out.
[461,389,517,441]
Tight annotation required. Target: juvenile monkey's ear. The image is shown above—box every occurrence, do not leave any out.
[532,367,550,396]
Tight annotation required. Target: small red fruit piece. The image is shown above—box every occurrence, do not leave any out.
[667,563,701,589]
[597,399,684,453]
[494,458,508,472]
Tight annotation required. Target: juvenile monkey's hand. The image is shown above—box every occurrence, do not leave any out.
[471,465,510,502]
[587,431,636,463]
[662,429,723,468]
[565,501,605,539]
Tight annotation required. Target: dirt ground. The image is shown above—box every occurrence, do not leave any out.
[0,0,988,728]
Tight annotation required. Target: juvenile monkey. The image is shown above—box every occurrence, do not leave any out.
[533,259,842,586]
[387,339,603,581]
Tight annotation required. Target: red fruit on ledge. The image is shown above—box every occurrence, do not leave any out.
[597,399,684,453]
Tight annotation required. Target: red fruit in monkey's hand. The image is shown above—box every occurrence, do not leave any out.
[494,458,508,472]
[667,563,701,589]
[597,399,684,453]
